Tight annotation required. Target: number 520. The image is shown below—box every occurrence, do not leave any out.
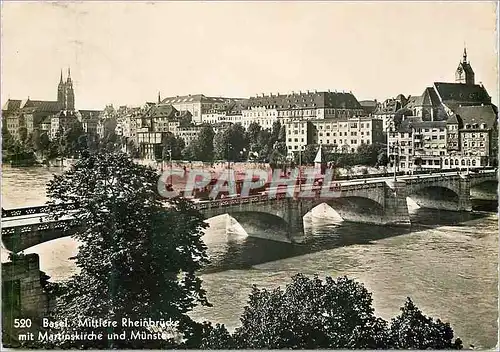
[14,319,32,328]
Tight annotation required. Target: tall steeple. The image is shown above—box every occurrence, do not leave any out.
[67,67,72,83]
[455,46,475,85]
[158,91,161,105]
[58,69,65,105]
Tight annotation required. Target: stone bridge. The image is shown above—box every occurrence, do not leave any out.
[1,171,497,250]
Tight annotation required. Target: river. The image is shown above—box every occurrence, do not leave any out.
[1,166,498,349]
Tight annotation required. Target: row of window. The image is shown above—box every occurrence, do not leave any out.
[463,141,485,147]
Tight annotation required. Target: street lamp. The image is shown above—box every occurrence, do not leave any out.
[298,146,302,191]
[466,152,470,174]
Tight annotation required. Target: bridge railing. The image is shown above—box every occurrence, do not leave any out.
[1,219,80,236]
[194,182,389,210]
[2,203,79,218]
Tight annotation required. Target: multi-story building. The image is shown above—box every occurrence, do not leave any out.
[387,48,497,172]
[78,110,101,135]
[284,118,315,154]
[242,91,364,130]
[176,126,203,145]
[50,110,80,140]
[311,117,384,153]
[160,94,244,124]
[373,94,407,131]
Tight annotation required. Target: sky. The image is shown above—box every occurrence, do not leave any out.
[1,1,498,110]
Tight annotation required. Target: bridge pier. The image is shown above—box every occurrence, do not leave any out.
[457,175,472,211]
[285,198,305,242]
[384,180,411,226]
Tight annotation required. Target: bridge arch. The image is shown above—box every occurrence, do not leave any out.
[406,184,462,211]
[301,196,385,224]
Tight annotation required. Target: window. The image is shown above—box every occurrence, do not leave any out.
[432,136,437,140]
[294,138,298,142]
[472,160,476,166]
[444,159,449,165]
[461,160,466,166]
[439,135,445,139]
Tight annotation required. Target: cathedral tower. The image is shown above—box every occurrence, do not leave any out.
[455,47,475,85]
[57,69,65,105]
[65,68,75,110]
[56,68,75,110]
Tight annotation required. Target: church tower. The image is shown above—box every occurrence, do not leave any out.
[56,68,76,110]
[65,68,75,110]
[455,47,475,85]
[57,69,65,106]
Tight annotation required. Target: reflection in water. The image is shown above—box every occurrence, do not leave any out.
[2,166,498,349]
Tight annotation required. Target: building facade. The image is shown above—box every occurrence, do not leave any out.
[387,48,497,172]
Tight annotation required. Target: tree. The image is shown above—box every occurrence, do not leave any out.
[246,122,261,146]
[389,298,463,350]
[213,124,248,161]
[44,152,211,348]
[18,126,28,144]
[161,132,185,160]
[300,144,319,164]
[200,323,236,349]
[232,275,389,349]
[206,275,463,350]
[377,150,388,167]
[190,125,215,162]
[270,120,281,143]
[355,143,381,166]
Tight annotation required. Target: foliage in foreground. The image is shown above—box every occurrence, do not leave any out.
[201,275,463,350]
[42,152,211,349]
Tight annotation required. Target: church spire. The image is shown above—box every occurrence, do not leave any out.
[158,91,161,104]
[59,69,63,83]
[463,45,467,63]
[67,67,72,83]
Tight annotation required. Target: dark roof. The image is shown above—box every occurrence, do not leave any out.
[359,100,377,107]
[79,110,102,120]
[421,87,440,107]
[455,105,497,129]
[374,98,402,114]
[396,116,447,132]
[446,114,459,124]
[161,94,243,105]
[21,100,64,112]
[147,104,178,118]
[2,99,22,111]
[247,91,362,110]
[433,82,491,106]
